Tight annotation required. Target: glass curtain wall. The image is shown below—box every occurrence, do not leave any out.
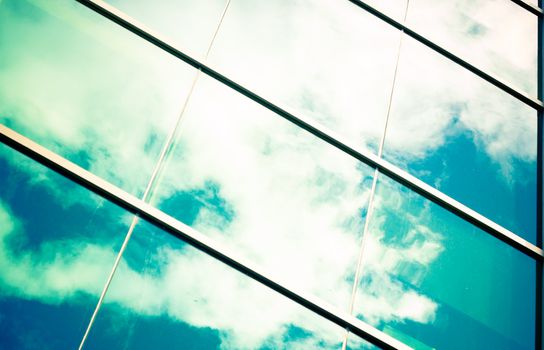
[0,0,541,349]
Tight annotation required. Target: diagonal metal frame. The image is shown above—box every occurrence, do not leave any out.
[512,0,544,16]
[73,0,543,260]
[0,124,413,350]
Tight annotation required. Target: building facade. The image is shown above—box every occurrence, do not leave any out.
[0,0,542,349]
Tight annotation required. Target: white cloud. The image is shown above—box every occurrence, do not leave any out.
[0,201,348,349]
[0,151,442,348]
[0,201,116,302]
[0,0,197,197]
[406,0,537,95]
[193,0,537,195]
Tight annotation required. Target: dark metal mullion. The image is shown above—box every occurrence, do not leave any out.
[73,0,543,260]
[512,0,544,16]
[536,1,543,348]
[346,0,543,110]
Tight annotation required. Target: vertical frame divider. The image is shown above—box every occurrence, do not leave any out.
[537,1,543,349]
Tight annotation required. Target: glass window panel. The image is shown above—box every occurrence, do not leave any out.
[83,220,376,349]
[405,0,537,95]
[208,0,403,153]
[146,74,376,311]
[103,0,228,57]
[0,143,129,349]
[351,173,536,350]
[384,37,536,243]
[0,0,196,197]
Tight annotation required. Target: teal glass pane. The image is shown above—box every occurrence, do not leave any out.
[384,37,536,243]
[146,74,376,310]
[103,0,228,57]
[84,220,375,349]
[208,0,402,153]
[351,173,536,350]
[0,144,128,349]
[0,0,196,197]
[406,0,537,95]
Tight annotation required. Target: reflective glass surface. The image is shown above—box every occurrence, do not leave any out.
[147,74,375,310]
[104,0,228,58]
[405,0,537,95]
[208,0,402,153]
[0,144,128,349]
[384,37,537,243]
[0,0,196,197]
[351,174,536,350]
[0,0,539,349]
[84,220,373,349]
